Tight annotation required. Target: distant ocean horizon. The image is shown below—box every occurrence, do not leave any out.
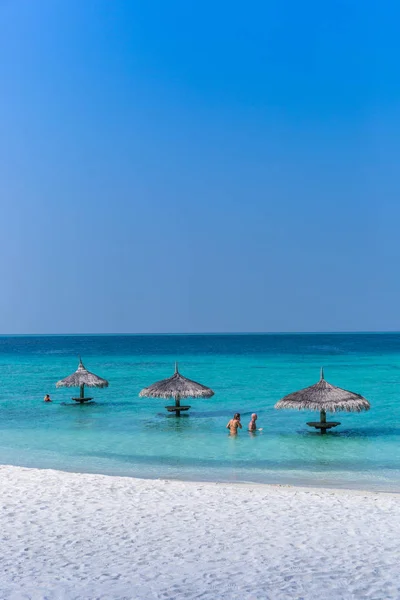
[1,332,400,491]
[3,331,400,334]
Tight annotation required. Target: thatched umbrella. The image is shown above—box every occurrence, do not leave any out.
[139,362,214,415]
[274,368,370,433]
[56,358,109,403]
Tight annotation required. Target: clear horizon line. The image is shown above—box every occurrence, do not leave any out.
[1,330,400,336]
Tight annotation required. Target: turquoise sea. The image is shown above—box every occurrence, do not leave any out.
[1,334,400,491]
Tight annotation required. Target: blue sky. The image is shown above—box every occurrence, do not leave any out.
[0,0,399,333]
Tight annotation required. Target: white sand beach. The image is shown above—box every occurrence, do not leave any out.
[0,466,399,600]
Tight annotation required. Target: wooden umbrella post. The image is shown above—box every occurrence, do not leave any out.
[320,409,327,434]
[165,394,191,415]
[175,394,181,416]
[72,383,93,404]
[165,393,192,415]
[306,409,340,433]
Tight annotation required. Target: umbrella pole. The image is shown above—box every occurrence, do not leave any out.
[80,384,85,403]
[320,409,327,434]
[175,394,181,417]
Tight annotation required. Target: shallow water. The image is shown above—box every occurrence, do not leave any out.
[1,334,400,490]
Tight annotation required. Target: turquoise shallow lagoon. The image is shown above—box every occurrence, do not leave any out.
[1,334,400,490]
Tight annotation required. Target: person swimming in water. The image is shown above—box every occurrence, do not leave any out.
[226,413,242,434]
[44,394,52,403]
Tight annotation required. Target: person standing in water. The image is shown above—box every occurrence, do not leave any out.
[44,394,52,403]
[248,413,257,431]
[226,413,242,434]
[248,413,263,432]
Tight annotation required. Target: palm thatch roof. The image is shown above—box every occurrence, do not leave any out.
[139,363,214,399]
[274,368,370,413]
[56,359,109,389]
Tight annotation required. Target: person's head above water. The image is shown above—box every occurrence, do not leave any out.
[251,413,257,420]
[234,413,240,420]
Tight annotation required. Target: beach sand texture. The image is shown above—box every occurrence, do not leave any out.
[0,465,399,600]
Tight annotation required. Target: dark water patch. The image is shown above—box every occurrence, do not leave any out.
[2,333,400,358]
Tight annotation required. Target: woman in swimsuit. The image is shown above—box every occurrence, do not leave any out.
[226,413,242,435]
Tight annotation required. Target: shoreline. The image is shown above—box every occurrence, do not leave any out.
[2,462,399,498]
[0,461,398,495]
